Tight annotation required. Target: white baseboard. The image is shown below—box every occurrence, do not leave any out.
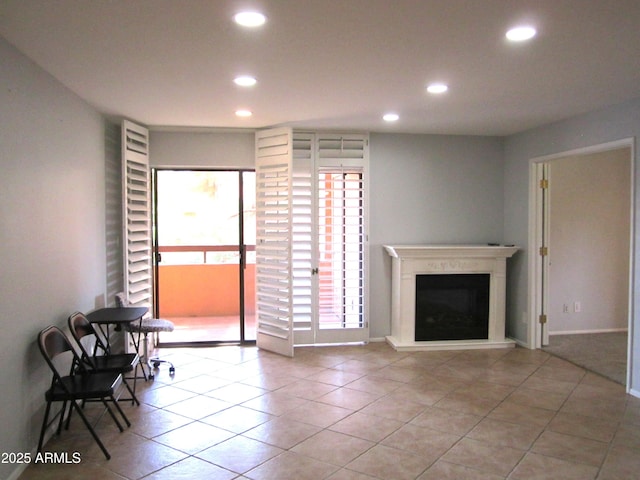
[549,328,627,335]
[512,337,532,349]
[629,387,640,399]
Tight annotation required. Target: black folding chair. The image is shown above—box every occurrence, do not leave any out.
[68,311,141,405]
[37,325,130,460]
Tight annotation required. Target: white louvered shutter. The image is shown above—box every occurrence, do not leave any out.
[121,120,153,309]
[255,128,294,357]
[291,133,315,345]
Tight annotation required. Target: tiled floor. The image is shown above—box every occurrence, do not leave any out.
[20,343,640,480]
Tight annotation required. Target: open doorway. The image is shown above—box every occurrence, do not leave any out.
[153,169,256,345]
[530,140,633,385]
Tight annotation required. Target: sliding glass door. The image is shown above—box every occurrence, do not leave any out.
[154,169,255,344]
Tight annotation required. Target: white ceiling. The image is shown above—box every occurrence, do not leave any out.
[2,0,640,135]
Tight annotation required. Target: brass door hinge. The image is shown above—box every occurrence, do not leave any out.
[540,179,549,189]
[539,314,547,325]
[539,246,548,256]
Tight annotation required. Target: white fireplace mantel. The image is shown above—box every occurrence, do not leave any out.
[384,244,518,351]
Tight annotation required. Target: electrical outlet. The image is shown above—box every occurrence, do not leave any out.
[563,304,569,313]
[574,301,581,313]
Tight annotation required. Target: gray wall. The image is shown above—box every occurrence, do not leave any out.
[368,133,505,338]
[503,98,640,393]
[548,149,630,333]
[0,37,109,480]
[150,130,254,169]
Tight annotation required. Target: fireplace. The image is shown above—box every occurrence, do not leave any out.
[384,245,518,351]
[415,274,490,341]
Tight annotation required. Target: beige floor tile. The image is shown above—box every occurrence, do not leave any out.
[325,469,379,480]
[598,445,640,480]
[506,386,569,411]
[274,379,338,400]
[359,395,425,422]
[466,418,543,450]
[162,394,233,420]
[367,365,423,383]
[328,411,403,442]
[243,417,322,449]
[340,376,404,396]
[240,373,299,391]
[246,451,339,480]
[345,444,433,480]
[142,456,237,480]
[139,385,197,408]
[387,384,449,406]
[531,430,608,466]
[206,383,267,403]
[453,381,515,402]
[487,400,555,428]
[171,374,232,394]
[240,391,309,416]
[19,344,640,480]
[200,405,274,433]
[291,430,374,466]
[612,422,640,450]
[305,368,364,386]
[129,407,194,438]
[560,397,626,423]
[547,411,618,442]
[282,400,354,428]
[101,434,188,479]
[381,423,459,458]
[440,438,524,477]
[474,368,531,387]
[417,460,505,480]
[316,387,382,410]
[501,347,550,365]
[152,420,235,454]
[410,406,482,436]
[196,435,283,474]
[519,374,578,395]
[17,461,128,480]
[531,363,586,384]
[509,452,598,480]
[434,391,501,417]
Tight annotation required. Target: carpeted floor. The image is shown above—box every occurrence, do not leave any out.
[542,332,627,385]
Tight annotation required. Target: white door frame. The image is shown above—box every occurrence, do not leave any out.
[527,138,635,388]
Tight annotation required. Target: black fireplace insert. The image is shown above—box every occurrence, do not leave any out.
[415,273,490,341]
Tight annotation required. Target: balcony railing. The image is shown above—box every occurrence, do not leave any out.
[156,245,256,318]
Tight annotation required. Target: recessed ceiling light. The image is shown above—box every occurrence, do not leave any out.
[506,26,536,42]
[235,109,252,117]
[234,11,266,27]
[234,75,257,87]
[427,83,448,94]
[383,113,399,122]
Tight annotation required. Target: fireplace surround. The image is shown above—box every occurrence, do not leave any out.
[384,245,518,351]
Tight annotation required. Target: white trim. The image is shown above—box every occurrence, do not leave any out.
[629,388,640,399]
[528,137,635,392]
[549,328,628,335]
[512,337,531,349]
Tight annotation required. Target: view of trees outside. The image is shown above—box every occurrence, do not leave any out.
[156,170,256,265]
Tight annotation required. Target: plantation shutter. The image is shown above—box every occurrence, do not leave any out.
[121,120,152,309]
[255,128,294,357]
[291,133,315,345]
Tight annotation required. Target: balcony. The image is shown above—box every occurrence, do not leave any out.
[156,245,256,344]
